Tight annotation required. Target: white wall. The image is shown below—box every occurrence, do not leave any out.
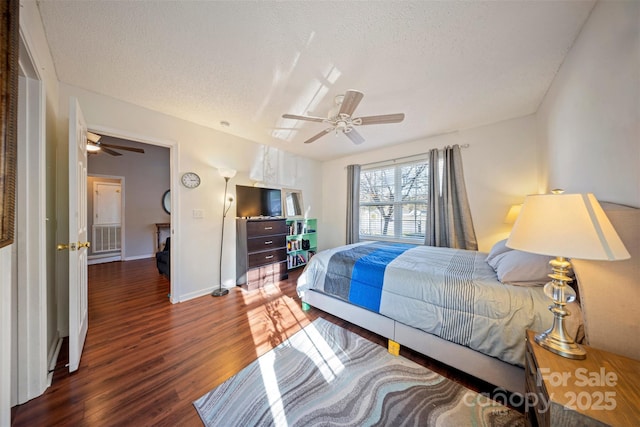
[56,83,322,305]
[537,0,639,207]
[321,115,540,253]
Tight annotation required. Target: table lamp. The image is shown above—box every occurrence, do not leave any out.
[506,192,629,359]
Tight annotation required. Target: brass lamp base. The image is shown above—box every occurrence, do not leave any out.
[535,256,586,360]
[535,330,586,359]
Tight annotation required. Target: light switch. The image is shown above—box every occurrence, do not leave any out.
[193,209,204,219]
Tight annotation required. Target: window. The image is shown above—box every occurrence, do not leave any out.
[359,160,429,241]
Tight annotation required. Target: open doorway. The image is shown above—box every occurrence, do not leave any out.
[86,134,171,280]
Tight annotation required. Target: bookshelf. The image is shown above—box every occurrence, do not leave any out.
[286,218,317,269]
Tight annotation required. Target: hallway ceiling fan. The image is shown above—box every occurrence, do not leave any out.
[282,89,405,145]
[87,132,145,156]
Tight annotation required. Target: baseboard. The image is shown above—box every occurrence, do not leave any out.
[176,286,232,303]
[46,336,63,387]
[88,255,121,265]
[123,254,154,261]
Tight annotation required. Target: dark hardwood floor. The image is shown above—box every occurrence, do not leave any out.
[11,258,511,426]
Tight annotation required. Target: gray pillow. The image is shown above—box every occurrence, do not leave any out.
[490,249,553,286]
[485,239,511,266]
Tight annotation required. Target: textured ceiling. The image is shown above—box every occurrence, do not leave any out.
[37,1,595,161]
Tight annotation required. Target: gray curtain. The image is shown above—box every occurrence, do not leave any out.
[346,164,361,244]
[425,145,477,250]
[425,148,441,247]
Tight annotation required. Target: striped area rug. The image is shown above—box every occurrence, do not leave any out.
[194,318,524,426]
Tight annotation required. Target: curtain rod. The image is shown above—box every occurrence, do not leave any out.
[359,143,470,169]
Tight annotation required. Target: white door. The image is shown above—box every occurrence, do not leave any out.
[94,182,121,225]
[68,98,90,372]
[92,181,122,253]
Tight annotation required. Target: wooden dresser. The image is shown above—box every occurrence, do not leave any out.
[525,330,640,426]
[236,218,288,290]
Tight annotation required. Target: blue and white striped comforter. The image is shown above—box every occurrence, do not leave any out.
[297,241,553,366]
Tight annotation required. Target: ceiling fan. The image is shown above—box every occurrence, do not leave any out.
[86,131,145,156]
[282,89,405,145]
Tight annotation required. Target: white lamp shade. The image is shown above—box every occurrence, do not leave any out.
[218,168,237,179]
[506,193,630,261]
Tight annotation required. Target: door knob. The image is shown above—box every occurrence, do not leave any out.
[78,241,91,249]
[57,242,77,251]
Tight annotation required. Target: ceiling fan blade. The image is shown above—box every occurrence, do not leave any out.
[100,146,123,156]
[345,128,365,145]
[100,143,145,154]
[356,113,405,125]
[338,90,364,117]
[87,131,102,143]
[282,114,326,123]
[303,128,332,144]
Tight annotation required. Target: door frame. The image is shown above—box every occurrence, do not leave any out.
[11,30,48,405]
[88,125,178,301]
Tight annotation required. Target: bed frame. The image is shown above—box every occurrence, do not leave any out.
[302,289,525,394]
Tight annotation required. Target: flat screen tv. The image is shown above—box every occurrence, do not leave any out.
[235,185,283,218]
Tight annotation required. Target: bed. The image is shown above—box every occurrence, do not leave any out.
[297,240,563,394]
[297,202,638,395]
[297,242,552,392]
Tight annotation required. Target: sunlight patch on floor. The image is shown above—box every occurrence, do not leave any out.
[257,350,289,427]
[296,322,345,383]
[239,282,345,425]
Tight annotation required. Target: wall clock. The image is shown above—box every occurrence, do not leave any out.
[161,189,171,214]
[181,172,201,188]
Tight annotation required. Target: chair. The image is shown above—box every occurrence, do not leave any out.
[156,237,170,278]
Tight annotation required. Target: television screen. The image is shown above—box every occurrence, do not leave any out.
[236,185,282,218]
[263,188,283,217]
[236,185,261,217]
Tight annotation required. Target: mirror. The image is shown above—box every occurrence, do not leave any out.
[282,188,304,217]
[162,189,171,214]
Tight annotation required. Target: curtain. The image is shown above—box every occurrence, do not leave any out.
[425,148,441,246]
[346,164,361,244]
[425,145,477,250]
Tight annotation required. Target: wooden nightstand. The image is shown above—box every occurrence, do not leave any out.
[525,330,640,426]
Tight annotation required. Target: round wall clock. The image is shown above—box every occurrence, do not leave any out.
[161,189,171,214]
[181,172,201,188]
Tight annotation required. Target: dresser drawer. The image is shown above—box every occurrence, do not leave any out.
[245,261,288,290]
[246,220,288,237]
[248,248,287,268]
[247,234,286,253]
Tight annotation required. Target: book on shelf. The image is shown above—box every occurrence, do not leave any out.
[288,220,316,235]
[287,239,303,251]
[287,253,308,268]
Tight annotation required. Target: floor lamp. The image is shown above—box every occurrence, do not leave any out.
[212,168,236,297]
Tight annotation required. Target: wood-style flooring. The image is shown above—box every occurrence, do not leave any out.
[11,258,509,426]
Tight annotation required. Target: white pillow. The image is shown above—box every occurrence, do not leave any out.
[490,249,553,286]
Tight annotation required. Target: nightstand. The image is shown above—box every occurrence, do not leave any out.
[525,330,640,426]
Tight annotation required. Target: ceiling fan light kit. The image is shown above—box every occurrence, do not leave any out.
[86,132,146,156]
[283,89,405,145]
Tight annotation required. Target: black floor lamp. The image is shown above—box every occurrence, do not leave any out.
[212,168,236,297]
